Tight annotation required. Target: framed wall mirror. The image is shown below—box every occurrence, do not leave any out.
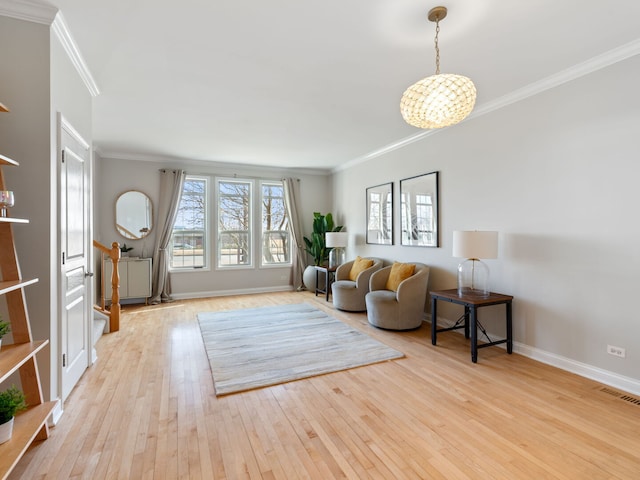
[400,171,439,247]
[366,182,393,245]
[115,190,153,240]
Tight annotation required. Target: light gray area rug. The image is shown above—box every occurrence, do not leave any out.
[197,303,404,396]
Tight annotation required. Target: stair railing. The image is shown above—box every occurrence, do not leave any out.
[93,240,121,332]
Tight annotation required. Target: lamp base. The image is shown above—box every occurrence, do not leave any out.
[329,247,345,268]
[457,287,490,298]
[457,258,490,298]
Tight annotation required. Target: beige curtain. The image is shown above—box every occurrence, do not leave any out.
[150,169,186,304]
[283,177,306,291]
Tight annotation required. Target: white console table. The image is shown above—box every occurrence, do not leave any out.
[104,257,152,302]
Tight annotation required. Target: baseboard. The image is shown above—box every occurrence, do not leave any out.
[427,313,640,396]
[513,343,640,396]
[49,398,63,426]
[171,285,294,300]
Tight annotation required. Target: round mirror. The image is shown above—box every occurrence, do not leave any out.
[115,190,153,240]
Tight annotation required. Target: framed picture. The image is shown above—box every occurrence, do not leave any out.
[366,182,393,245]
[400,171,439,247]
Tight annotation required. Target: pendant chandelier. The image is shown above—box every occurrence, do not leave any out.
[400,6,476,129]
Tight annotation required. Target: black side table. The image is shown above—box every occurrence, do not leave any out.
[430,289,513,363]
[315,266,337,301]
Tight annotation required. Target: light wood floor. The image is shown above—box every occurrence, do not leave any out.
[9,291,640,479]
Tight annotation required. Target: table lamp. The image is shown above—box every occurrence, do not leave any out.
[326,232,348,268]
[452,230,498,298]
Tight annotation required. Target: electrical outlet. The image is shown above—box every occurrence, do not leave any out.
[607,345,626,358]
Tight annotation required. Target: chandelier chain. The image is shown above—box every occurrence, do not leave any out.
[434,19,441,75]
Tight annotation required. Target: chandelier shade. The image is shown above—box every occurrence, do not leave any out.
[401,73,476,129]
[400,6,476,129]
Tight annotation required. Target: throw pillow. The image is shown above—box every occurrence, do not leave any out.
[349,256,374,281]
[385,262,415,291]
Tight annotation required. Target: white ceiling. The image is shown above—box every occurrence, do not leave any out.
[40,1,640,170]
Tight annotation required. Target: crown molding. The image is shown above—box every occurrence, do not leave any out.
[95,149,332,177]
[336,38,640,173]
[0,0,57,25]
[470,38,640,120]
[0,2,100,97]
[52,12,100,97]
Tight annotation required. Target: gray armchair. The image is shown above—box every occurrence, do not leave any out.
[365,262,430,330]
[332,258,383,311]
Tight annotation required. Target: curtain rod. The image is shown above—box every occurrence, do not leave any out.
[185,172,300,182]
[157,168,300,182]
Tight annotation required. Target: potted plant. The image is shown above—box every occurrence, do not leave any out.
[0,317,9,352]
[120,243,134,257]
[0,386,27,444]
[302,212,343,290]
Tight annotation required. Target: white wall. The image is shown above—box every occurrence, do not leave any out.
[0,15,92,403]
[332,55,640,390]
[0,16,53,398]
[96,156,332,297]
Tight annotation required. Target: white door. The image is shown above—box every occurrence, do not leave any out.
[59,116,92,402]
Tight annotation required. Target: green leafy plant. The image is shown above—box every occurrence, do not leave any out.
[0,386,27,425]
[0,318,9,339]
[120,243,134,254]
[303,212,343,266]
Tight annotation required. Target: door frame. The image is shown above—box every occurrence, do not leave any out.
[56,113,93,413]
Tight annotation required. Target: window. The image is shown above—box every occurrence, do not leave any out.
[171,176,207,269]
[261,182,290,265]
[172,176,291,270]
[217,179,252,266]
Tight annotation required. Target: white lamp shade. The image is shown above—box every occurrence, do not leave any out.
[452,231,498,259]
[325,231,348,248]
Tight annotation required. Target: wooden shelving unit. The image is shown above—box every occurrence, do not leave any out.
[0,145,56,478]
[0,153,18,166]
[0,217,28,224]
[0,279,38,296]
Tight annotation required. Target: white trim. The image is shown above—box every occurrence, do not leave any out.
[335,39,640,173]
[429,314,640,397]
[50,399,63,425]
[60,114,90,153]
[0,2,100,97]
[513,342,640,397]
[0,0,57,25]
[171,285,294,300]
[48,398,63,426]
[469,38,640,121]
[51,12,100,97]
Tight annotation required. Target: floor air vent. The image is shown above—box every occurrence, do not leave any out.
[620,395,640,406]
[600,387,640,406]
